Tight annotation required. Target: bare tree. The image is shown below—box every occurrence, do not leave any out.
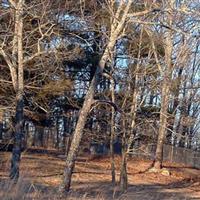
[59,0,134,193]
[0,0,73,181]
[0,0,25,181]
[153,0,174,170]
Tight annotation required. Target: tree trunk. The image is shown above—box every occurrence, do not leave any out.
[153,2,173,169]
[120,153,128,192]
[10,96,24,181]
[119,28,141,190]
[56,118,60,149]
[120,119,128,192]
[59,74,98,193]
[110,78,116,185]
[59,2,132,193]
[27,126,34,147]
[170,68,183,144]
[38,127,44,147]
[65,136,71,155]
[153,80,170,169]
[0,122,3,141]
[10,0,24,182]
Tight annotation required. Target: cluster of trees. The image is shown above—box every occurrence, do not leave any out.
[0,0,200,194]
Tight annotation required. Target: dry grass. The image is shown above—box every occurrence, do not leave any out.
[0,150,200,200]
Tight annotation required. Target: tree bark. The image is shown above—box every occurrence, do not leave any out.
[10,97,24,181]
[10,0,24,182]
[110,78,116,185]
[153,79,170,169]
[59,1,132,193]
[153,1,173,169]
[59,71,99,193]
[0,122,3,141]
[119,27,141,190]
[120,119,128,192]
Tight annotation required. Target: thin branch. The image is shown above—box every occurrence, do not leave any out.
[127,8,161,18]
[8,0,16,8]
[23,50,55,64]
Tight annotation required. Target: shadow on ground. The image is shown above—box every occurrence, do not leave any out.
[0,176,199,200]
[68,179,200,200]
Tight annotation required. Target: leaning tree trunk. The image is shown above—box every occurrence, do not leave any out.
[59,1,132,193]
[59,45,110,192]
[10,0,24,182]
[59,69,100,193]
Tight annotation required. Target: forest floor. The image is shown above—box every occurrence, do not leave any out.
[0,149,200,200]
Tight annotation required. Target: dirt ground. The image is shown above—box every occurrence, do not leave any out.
[0,149,200,200]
